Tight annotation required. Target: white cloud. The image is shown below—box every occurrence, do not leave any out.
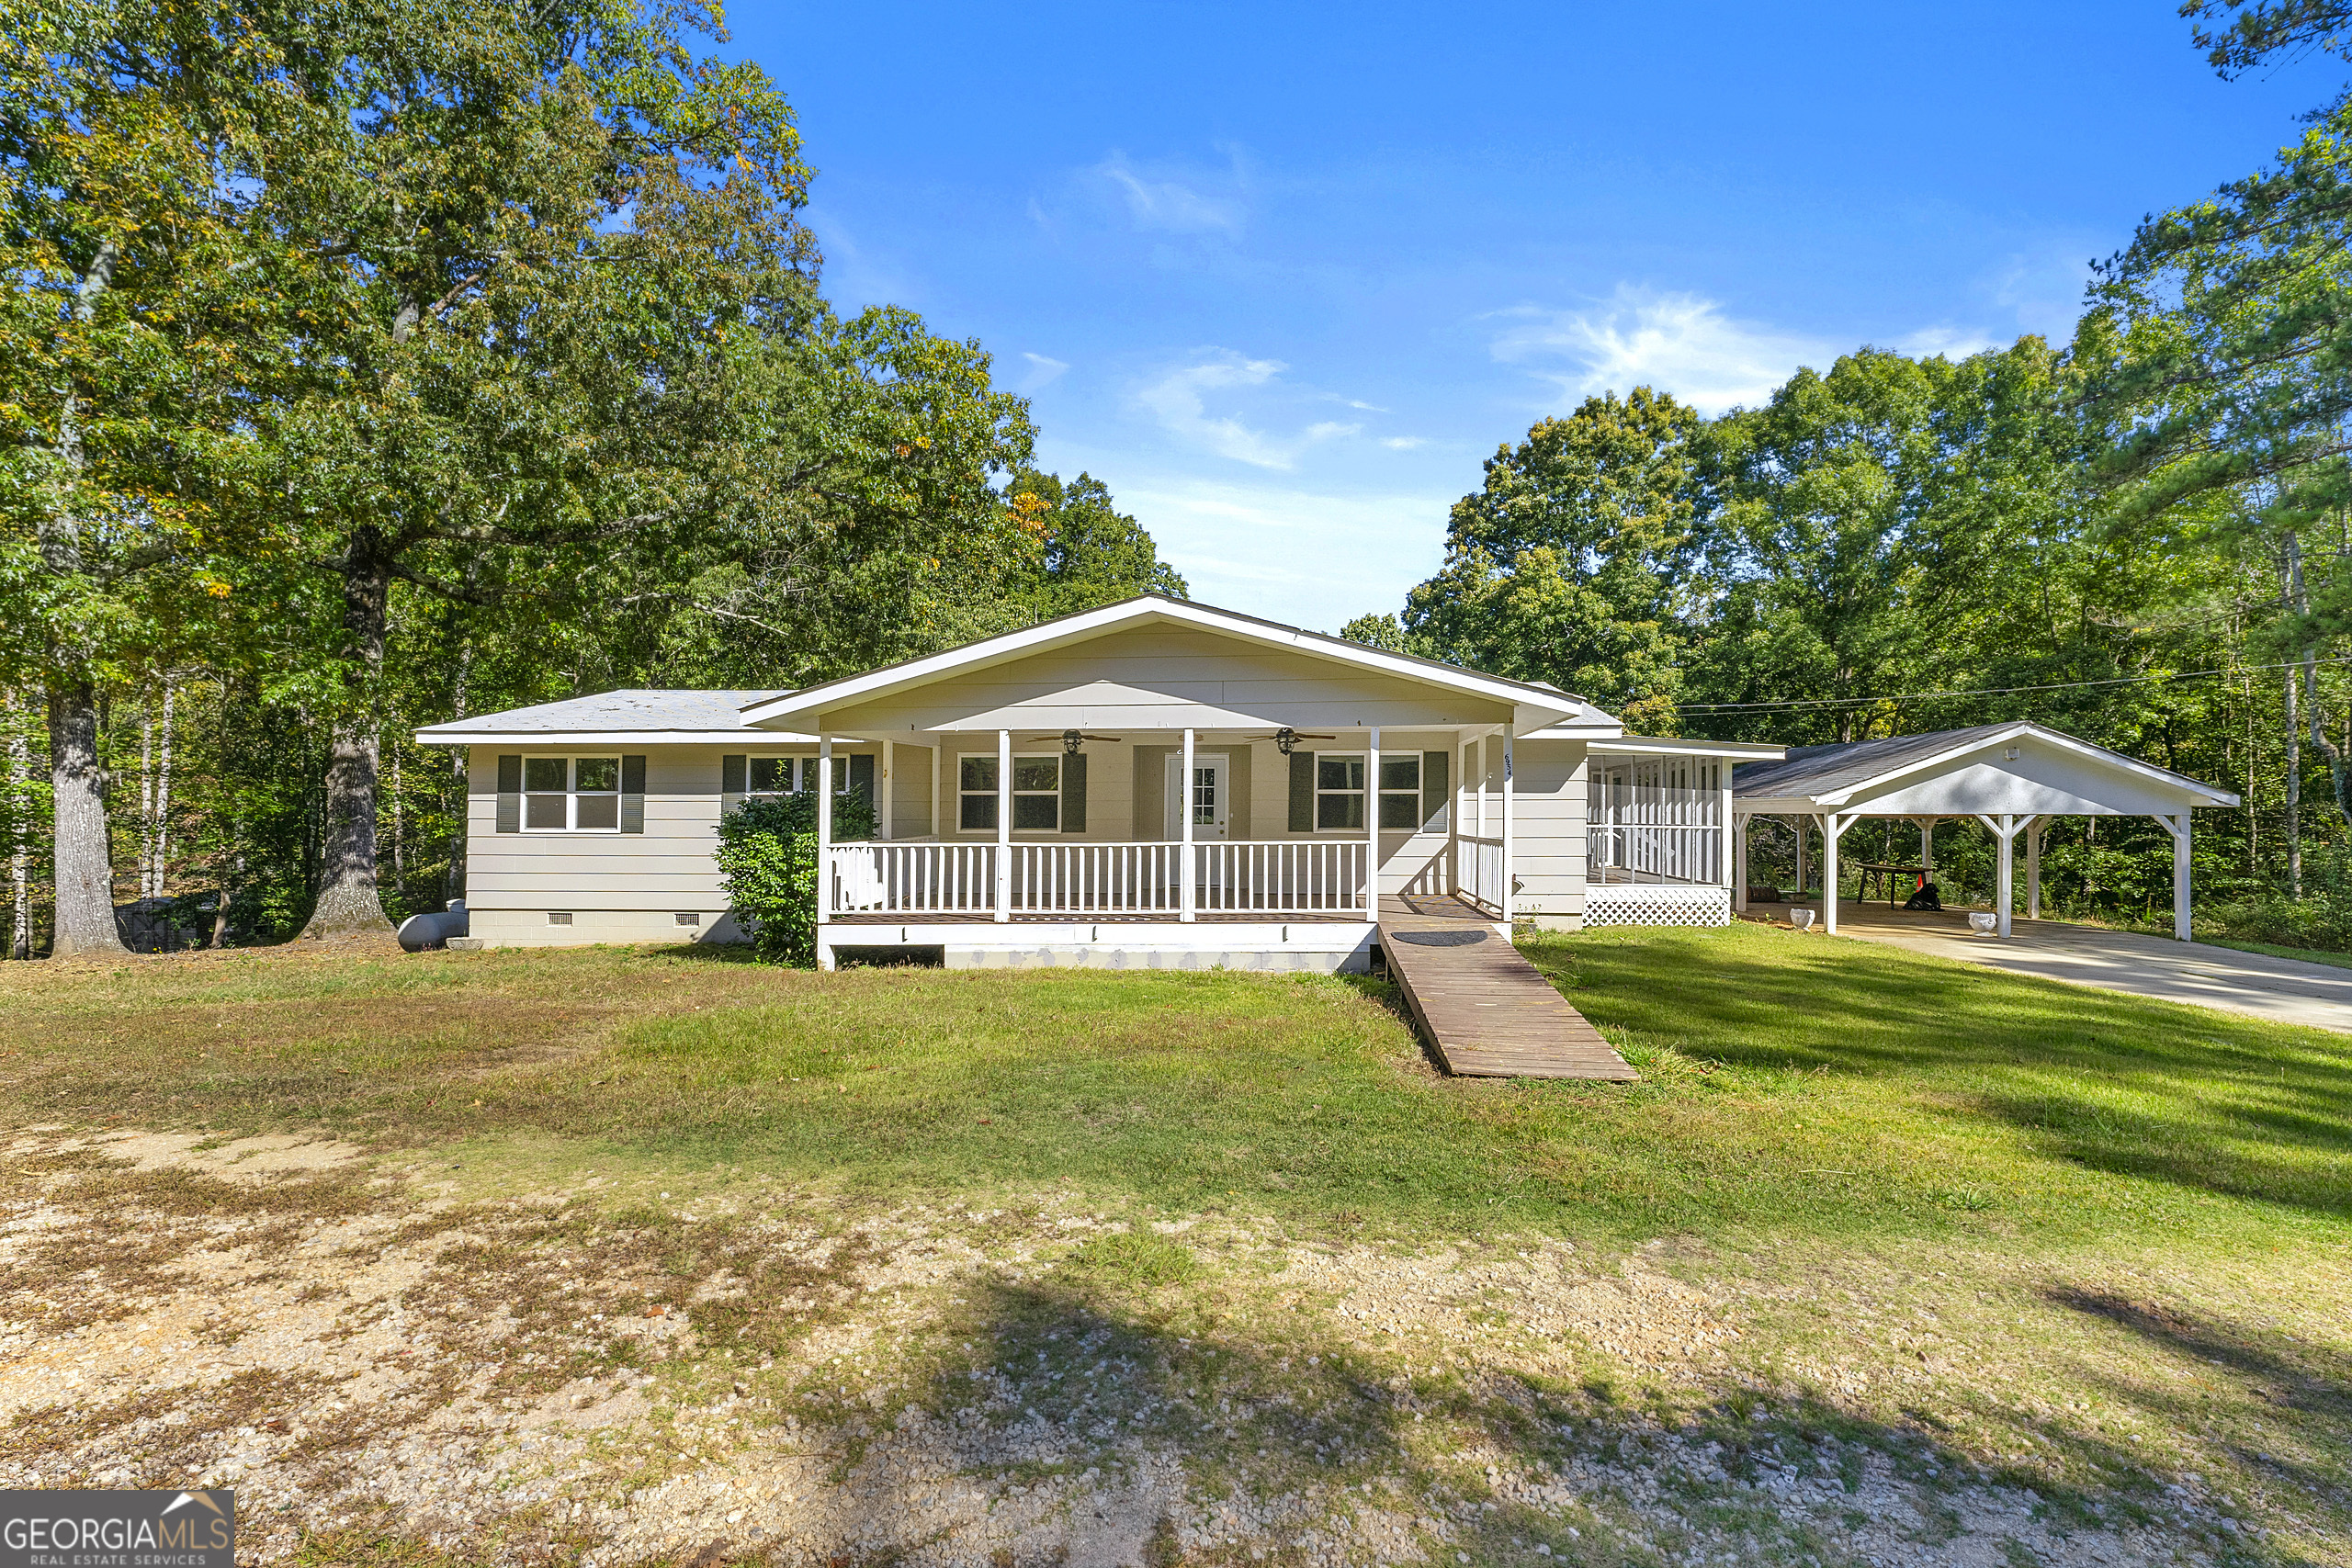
[1134,352,1360,469]
[1093,153,1244,233]
[1490,286,1830,416]
[1017,352,1069,392]
[1379,435,1426,451]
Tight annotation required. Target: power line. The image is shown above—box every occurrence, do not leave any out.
[1672,654,2352,713]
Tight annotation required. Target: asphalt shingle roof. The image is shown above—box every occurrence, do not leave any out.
[1730,723,2023,800]
[420,690,787,735]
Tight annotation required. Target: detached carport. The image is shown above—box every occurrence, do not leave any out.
[1730,722,2240,940]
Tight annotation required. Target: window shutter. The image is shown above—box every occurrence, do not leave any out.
[1288,750,1315,833]
[620,755,647,834]
[496,755,522,834]
[849,753,876,807]
[1061,751,1088,832]
[1421,750,1449,830]
[721,753,746,815]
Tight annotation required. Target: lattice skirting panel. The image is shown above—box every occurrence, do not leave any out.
[1583,885,1732,928]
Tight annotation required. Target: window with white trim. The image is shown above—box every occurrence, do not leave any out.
[1316,754,1365,830]
[959,753,1062,831]
[1379,754,1422,829]
[746,756,804,797]
[524,756,621,831]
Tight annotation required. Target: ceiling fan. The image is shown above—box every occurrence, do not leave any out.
[1023,728,1123,754]
[1245,727,1337,755]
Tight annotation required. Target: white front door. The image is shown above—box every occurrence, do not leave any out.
[1165,752,1230,840]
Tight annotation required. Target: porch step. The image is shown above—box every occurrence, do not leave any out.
[1378,895,1637,1081]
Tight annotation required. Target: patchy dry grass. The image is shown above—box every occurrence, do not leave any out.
[0,930,2346,1565]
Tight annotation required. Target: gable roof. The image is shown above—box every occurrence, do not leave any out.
[1732,721,2238,808]
[414,689,798,747]
[739,594,1623,732]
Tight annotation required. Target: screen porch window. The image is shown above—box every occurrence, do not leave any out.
[959,754,1062,830]
[524,756,621,831]
[1379,754,1422,829]
[1316,755,1365,830]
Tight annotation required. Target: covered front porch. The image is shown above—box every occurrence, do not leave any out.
[810,723,1519,941]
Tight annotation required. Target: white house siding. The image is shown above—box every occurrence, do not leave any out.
[465,740,866,947]
[804,625,1518,737]
[1511,739,1589,931]
[888,743,934,838]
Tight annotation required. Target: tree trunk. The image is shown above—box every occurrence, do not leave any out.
[297,534,396,940]
[8,704,29,961]
[47,680,124,957]
[2282,534,2306,897]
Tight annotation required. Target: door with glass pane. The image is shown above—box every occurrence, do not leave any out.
[1163,754,1229,840]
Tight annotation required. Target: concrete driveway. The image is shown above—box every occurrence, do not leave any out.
[1776,899,2352,1033]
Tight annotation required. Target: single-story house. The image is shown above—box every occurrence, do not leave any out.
[413,595,1770,969]
[413,595,2240,966]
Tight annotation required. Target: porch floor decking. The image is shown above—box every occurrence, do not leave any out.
[1377,894,1637,1081]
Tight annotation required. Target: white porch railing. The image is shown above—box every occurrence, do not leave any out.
[1193,840,1367,914]
[832,841,1000,913]
[826,840,1369,919]
[1455,834,1506,914]
[1587,824,1723,886]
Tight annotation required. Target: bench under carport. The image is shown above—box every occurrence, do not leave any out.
[1730,722,2240,940]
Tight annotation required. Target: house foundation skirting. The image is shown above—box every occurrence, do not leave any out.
[820,920,1377,973]
[1581,884,1732,928]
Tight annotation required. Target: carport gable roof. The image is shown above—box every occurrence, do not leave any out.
[1731,721,2240,814]
[738,594,1619,733]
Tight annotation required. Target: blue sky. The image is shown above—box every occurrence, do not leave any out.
[723,2,2339,632]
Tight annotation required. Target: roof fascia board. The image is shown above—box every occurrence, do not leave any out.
[1589,738,1783,758]
[741,596,1586,728]
[1811,723,2235,807]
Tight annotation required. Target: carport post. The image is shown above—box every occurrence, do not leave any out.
[1731,814,1748,912]
[2161,811,2192,942]
[2025,816,2045,920]
[1976,813,2025,939]
[1794,818,1810,905]
[1819,813,1845,934]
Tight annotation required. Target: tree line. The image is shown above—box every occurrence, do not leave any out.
[0,0,1182,957]
[1340,3,2352,946]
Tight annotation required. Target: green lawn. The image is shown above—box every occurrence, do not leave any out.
[9,923,2346,1251]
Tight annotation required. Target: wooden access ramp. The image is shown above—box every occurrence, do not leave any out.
[1378,894,1637,1080]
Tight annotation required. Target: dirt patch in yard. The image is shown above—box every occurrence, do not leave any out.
[0,1130,2322,1567]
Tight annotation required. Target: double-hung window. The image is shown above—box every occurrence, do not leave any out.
[1315,755,1365,830]
[959,754,1063,831]
[746,756,802,797]
[524,756,621,831]
[1379,754,1423,829]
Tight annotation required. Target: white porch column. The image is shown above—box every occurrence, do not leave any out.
[816,732,834,970]
[1181,727,1196,924]
[1718,760,1734,893]
[1732,814,1749,912]
[2163,811,2192,942]
[1820,812,1853,935]
[930,744,941,838]
[1448,737,1463,897]
[1476,735,1489,837]
[1500,723,1515,926]
[994,728,1012,923]
[2025,816,2045,920]
[881,739,894,840]
[1794,818,1810,903]
[1365,727,1382,923]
